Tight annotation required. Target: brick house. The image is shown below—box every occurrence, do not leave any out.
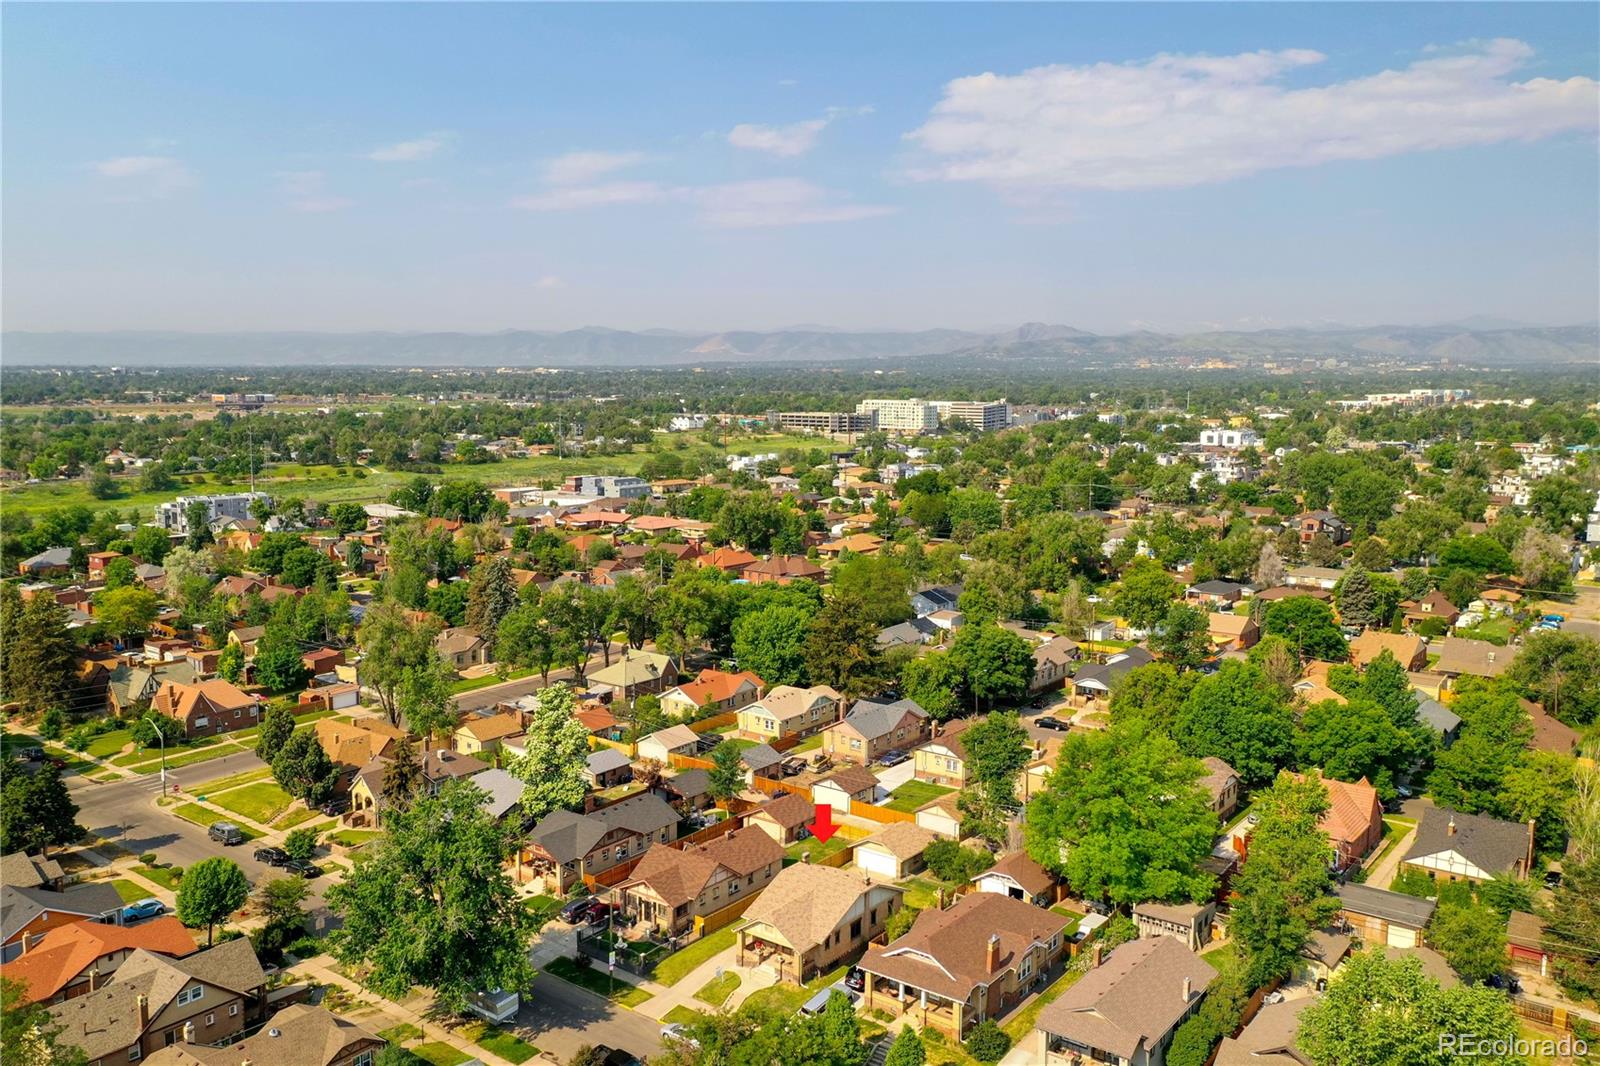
[148,679,261,739]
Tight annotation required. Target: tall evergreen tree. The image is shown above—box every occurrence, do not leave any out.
[382,737,423,810]
[6,594,75,714]
[804,592,886,699]
[1335,568,1379,629]
[465,555,518,660]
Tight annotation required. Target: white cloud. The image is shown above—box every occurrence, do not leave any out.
[727,105,873,157]
[906,38,1598,192]
[367,132,451,162]
[533,275,565,290]
[542,150,647,186]
[510,181,667,211]
[277,171,354,213]
[90,155,195,199]
[691,179,896,228]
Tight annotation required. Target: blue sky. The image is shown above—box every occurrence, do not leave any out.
[4,2,1597,334]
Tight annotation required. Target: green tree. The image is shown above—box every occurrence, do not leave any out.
[1298,950,1519,1065]
[328,502,368,536]
[130,524,173,566]
[1495,751,1575,856]
[95,585,161,644]
[184,500,215,549]
[804,593,886,699]
[328,779,533,1012]
[2,588,74,714]
[1297,698,1414,799]
[1113,558,1180,630]
[398,653,457,746]
[1110,662,1199,734]
[271,730,340,806]
[358,602,444,724]
[507,685,590,820]
[0,761,83,856]
[883,1027,926,1066]
[176,856,250,945]
[961,711,1031,809]
[382,737,423,810]
[829,554,914,626]
[250,875,311,961]
[708,741,745,801]
[1331,468,1400,537]
[283,827,320,862]
[1545,853,1600,1002]
[732,604,813,687]
[1430,901,1507,984]
[466,556,519,660]
[1150,603,1212,671]
[1334,568,1379,629]
[1229,772,1342,986]
[1263,596,1347,662]
[254,625,308,692]
[2,975,88,1066]
[256,704,296,764]
[217,641,246,683]
[899,650,964,721]
[1025,722,1217,905]
[1508,631,1600,726]
[1173,661,1296,787]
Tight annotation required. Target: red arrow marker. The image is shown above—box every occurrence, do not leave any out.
[808,803,838,844]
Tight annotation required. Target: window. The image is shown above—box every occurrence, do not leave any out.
[850,919,861,939]
[205,1014,215,1027]
[193,717,210,729]
[850,739,861,750]
[729,880,740,895]
[228,1005,238,1017]
[354,1054,373,1066]
[176,985,203,1006]
[129,1047,142,1062]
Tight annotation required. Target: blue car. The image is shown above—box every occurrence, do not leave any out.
[122,898,165,922]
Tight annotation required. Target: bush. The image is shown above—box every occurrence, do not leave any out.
[885,905,920,941]
[924,839,995,882]
[38,708,65,741]
[965,1020,1011,1063]
[283,827,320,862]
[286,935,324,960]
[139,852,157,865]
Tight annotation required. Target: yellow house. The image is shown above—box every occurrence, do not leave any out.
[912,718,975,788]
[736,685,843,741]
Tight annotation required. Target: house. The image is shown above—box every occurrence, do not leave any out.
[1293,511,1348,545]
[141,1004,384,1066]
[148,679,260,739]
[519,793,680,894]
[911,586,962,618]
[818,532,885,558]
[852,822,938,880]
[659,669,765,719]
[822,698,930,766]
[739,743,784,782]
[914,718,977,788]
[1525,699,1580,755]
[346,748,489,827]
[1432,637,1513,682]
[613,826,785,937]
[1296,929,1352,989]
[299,648,344,676]
[915,792,963,840]
[877,617,941,650]
[1400,590,1460,628]
[471,768,525,823]
[314,717,408,788]
[741,792,817,846]
[735,863,905,983]
[5,917,197,1005]
[1071,647,1156,705]
[1400,808,1535,884]
[584,749,634,791]
[226,625,267,658]
[1333,883,1436,949]
[1199,758,1241,820]
[860,892,1071,1039]
[1416,697,1462,746]
[1506,910,1569,980]
[637,724,701,764]
[813,766,880,813]
[1185,580,1248,607]
[1349,631,1428,671]
[741,555,827,586]
[698,547,759,574]
[18,547,74,576]
[1,852,65,891]
[1215,998,1311,1066]
[972,852,1059,908]
[1206,612,1260,653]
[655,768,712,813]
[1284,566,1343,591]
[588,650,677,702]
[452,712,524,756]
[1030,637,1081,693]
[736,685,844,741]
[2,882,128,963]
[1034,937,1217,1066]
[1307,775,1384,871]
[434,627,488,671]
[45,938,268,1062]
[1133,901,1217,951]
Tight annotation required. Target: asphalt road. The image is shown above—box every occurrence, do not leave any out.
[515,971,663,1063]
[451,640,626,715]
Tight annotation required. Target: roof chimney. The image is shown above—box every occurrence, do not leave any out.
[1182,976,1193,1002]
[986,934,1001,974]
[137,993,149,1029]
[1447,816,1456,837]
[1092,943,1104,968]
[88,967,101,992]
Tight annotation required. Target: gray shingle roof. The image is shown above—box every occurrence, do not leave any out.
[1038,937,1217,1060]
[839,698,928,743]
[2,882,125,940]
[1404,807,1531,876]
[1333,883,1436,928]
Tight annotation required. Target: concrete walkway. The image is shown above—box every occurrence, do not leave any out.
[633,942,780,1020]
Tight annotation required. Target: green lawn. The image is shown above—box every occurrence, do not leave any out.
[450,667,535,695]
[785,834,852,864]
[900,877,954,911]
[1457,616,1515,645]
[1002,967,1083,1043]
[272,806,320,831]
[134,864,183,891]
[206,781,293,824]
[327,829,382,848]
[111,734,224,766]
[85,728,134,758]
[741,965,849,1015]
[653,926,737,987]
[377,1023,424,1044]
[661,1005,706,1027]
[110,878,151,902]
[693,971,740,1007]
[0,732,40,756]
[883,781,954,813]
[542,956,654,1007]
[168,802,261,839]
[787,734,825,754]
[126,741,248,774]
[192,766,274,794]
[459,1024,539,1064]
[409,1043,470,1066]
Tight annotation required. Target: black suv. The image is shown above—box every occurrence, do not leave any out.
[284,859,324,879]
[253,847,291,866]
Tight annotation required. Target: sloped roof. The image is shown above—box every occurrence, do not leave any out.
[6,917,197,1003]
[1215,998,1311,1066]
[749,685,841,722]
[457,711,524,743]
[1432,637,1512,678]
[668,668,765,708]
[471,768,525,821]
[740,863,902,954]
[625,826,785,908]
[1333,883,1436,928]
[1405,807,1531,875]
[748,791,814,830]
[817,765,878,796]
[586,748,633,775]
[837,698,928,742]
[1,851,63,889]
[1350,631,1425,668]
[2,882,125,941]
[856,821,937,862]
[980,852,1057,897]
[590,650,673,689]
[1037,937,1217,1060]
[641,724,699,752]
[860,892,1068,1000]
[142,1004,380,1066]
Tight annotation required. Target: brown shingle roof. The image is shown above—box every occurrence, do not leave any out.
[749,792,814,830]
[856,822,937,862]
[1037,937,1217,1060]
[739,863,901,954]
[980,852,1056,897]
[142,1004,381,1066]
[860,892,1069,1001]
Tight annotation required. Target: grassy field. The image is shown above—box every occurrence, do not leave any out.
[327,829,382,848]
[693,971,740,1007]
[376,1024,424,1044]
[128,740,253,774]
[168,802,261,839]
[457,1022,538,1064]
[409,1043,470,1066]
[654,926,737,987]
[883,781,954,813]
[542,956,654,1007]
[84,728,135,758]
[272,806,321,831]
[0,731,40,757]
[741,964,849,1015]
[110,878,152,902]
[207,781,294,824]
[661,1005,705,1027]
[134,864,183,891]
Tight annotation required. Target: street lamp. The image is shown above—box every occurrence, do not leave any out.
[141,714,168,796]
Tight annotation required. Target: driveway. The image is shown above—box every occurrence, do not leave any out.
[874,760,916,795]
[515,972,662,1062]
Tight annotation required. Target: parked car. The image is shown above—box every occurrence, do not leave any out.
[254,847,291,866]
[660,1024,698,1048]
[844,967,865,992]
[122,898,166,922]
[208,822,245,845]
[585,902,614,926]
[14,746,44,763]
[1034,716,1070,731]
[800,982,857,1016]
[320,797,350,816]
[1544,870,1563,890]
[284,859,324,879]
[559,897,596,924]
[1245,813,1261,826]
[1486,973,1522,993]
[779,758,807,777]
[591,1047,642,1066]
[878,750,909,767]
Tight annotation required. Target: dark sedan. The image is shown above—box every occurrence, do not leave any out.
[1033,716,1071,731]
[253,847,291,866]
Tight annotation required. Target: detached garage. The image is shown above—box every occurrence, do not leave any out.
[852,822,937,881]
[1334,883,1436,949]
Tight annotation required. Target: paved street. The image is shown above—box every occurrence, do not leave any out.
[451,640,626,715]
[516,971,663,1062]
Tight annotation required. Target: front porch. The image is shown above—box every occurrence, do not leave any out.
[863,973,967,1039]
[737,930,806,984]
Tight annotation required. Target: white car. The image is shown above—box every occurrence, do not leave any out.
[660,1023,698,1048]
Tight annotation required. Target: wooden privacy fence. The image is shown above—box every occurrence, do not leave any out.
[850,800,916,824]
[669,817,740,850]
[669,752,717,772]
[589,735,637,757]
[688,712,739,734]
[584,856,643,891]
[696,891,762,936]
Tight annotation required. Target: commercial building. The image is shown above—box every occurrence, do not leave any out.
[155,493,272,536]
[931,400,1011,433]
[561,474,649,499]
[771,411,878,434]
[856,399,940,434]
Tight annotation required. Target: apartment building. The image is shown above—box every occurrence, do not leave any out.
[856,399,940,434]
[931,400,1010,433]
[154,493,272,536]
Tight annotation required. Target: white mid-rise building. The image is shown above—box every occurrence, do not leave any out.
[1198,428,1261,450]
[931,399,1011,433]
[155,492,272,535]
[856,398,940,434]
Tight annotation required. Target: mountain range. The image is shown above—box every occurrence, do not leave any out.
[4,322,1594,368]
